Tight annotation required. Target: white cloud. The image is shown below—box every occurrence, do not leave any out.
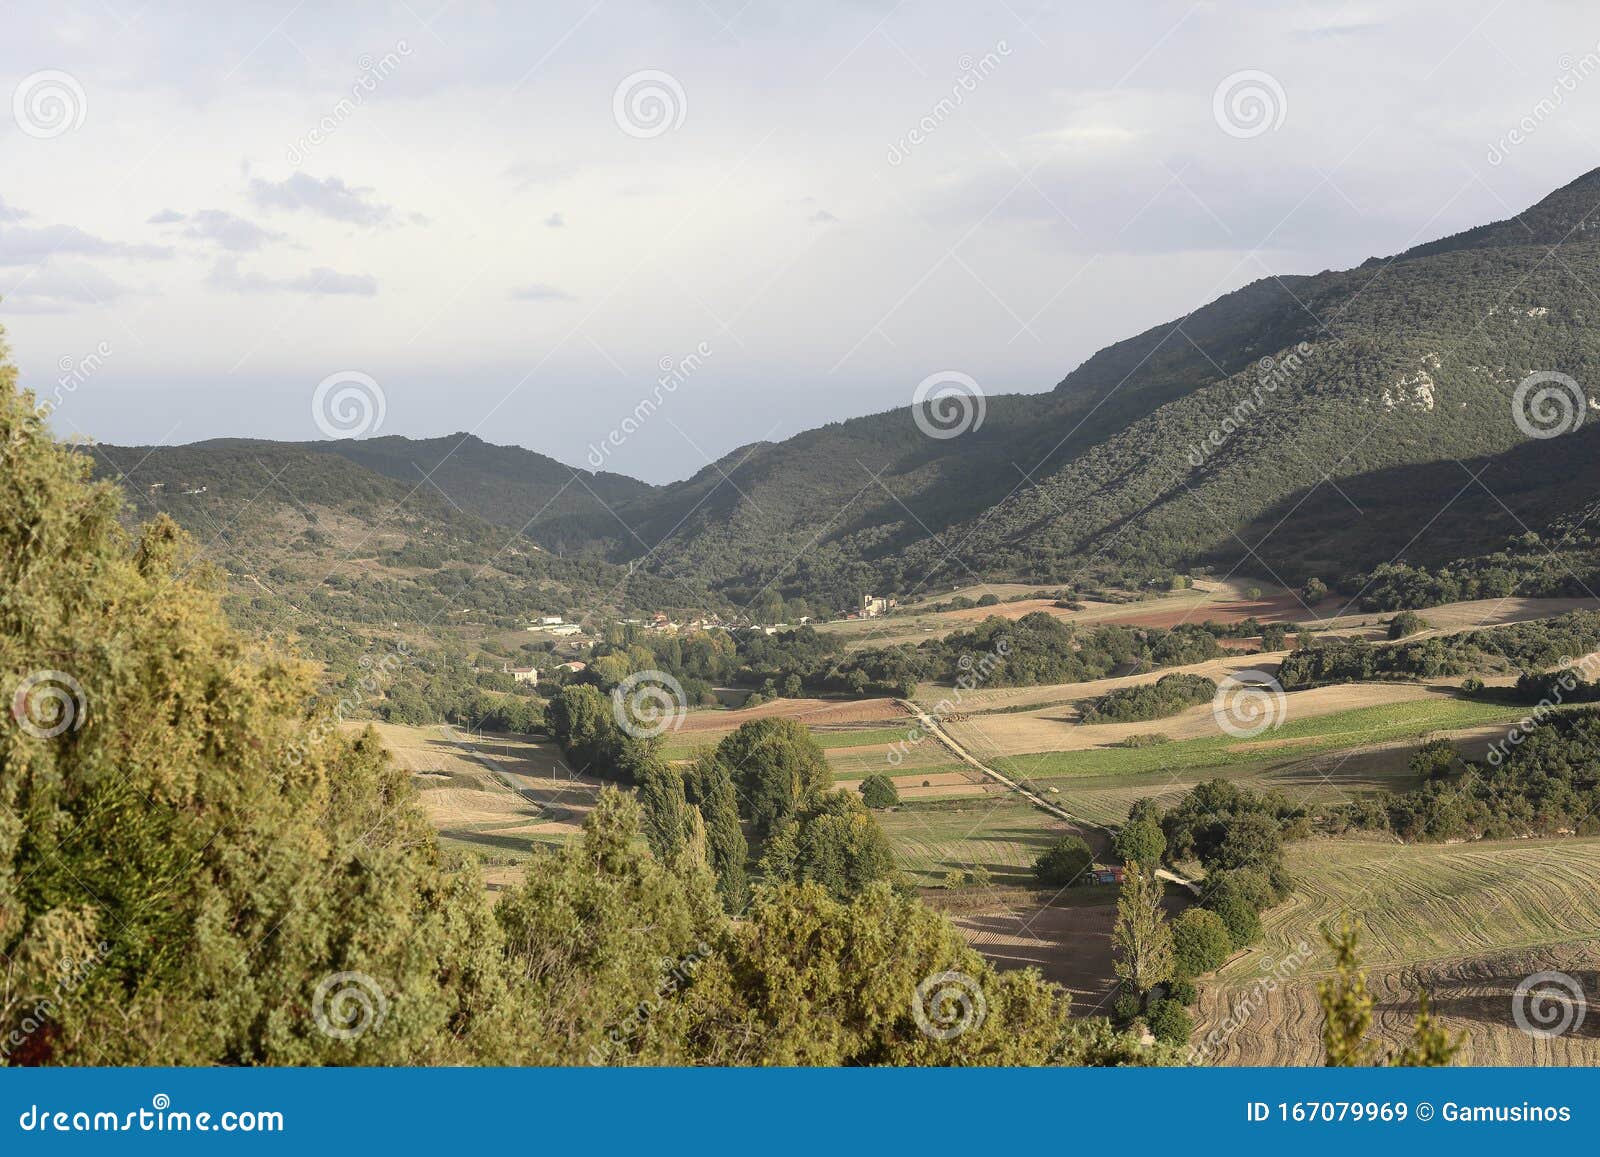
[208,257,375,295]
[0,221,171,267]
[178,210,286,252]
[1,262,129,313]
[248,173,392,226]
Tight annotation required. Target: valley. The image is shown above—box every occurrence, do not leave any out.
[46,166,1600,1069]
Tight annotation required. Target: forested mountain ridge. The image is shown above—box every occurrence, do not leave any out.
[83,440,722,636]
[605,166,1600,604]
[93,168,1600,613]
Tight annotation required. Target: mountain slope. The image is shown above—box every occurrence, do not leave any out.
[599,167,1600,606]
[311,432,653,546]
[84,440,719,640]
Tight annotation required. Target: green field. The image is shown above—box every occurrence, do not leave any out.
[875,797,1076,887]
[1000,697,1528,780]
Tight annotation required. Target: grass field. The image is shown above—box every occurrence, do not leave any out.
[1195,837,1600,1065]
[994,697,1530,781]
[875,797,1077,887]
[354,721,605,889]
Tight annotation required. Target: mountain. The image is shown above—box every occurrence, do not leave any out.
[83,440,720,643]
[581,167,1600,607]
[91,168,1600,617]
[309,432,654,547]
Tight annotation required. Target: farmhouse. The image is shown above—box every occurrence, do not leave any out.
[503,663,538,686]
[860,594,896,618]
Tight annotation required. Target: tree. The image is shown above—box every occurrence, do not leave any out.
[1171,908,1233,978]
[1032,835,1093,887]
[685,753,749,912]
[759,792,898,901]
[859,773,900,809]
[1114,818,1165,868]
[717,718,832,834]
[1212,811,1284,874]
[635,758,692,864]
[1205,875,1265,948]
[1145,998,1193,1045]
[0,345,513,1065]
[1302,577,1328,603]
[1111,862,1174,999]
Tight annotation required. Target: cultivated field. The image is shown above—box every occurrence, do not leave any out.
[952,883,1190,1003]
[351,721,605,889]
[1195,838,1600,1064]
[875,796,1077,886]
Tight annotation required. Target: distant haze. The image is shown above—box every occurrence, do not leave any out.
[4,1,1598,482]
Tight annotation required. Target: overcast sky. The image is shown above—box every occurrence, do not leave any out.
[4,1,1600,482]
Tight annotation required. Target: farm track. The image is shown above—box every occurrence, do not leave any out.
[895,699,1200,895]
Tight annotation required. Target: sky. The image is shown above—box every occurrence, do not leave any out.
[5,0,1600,483]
